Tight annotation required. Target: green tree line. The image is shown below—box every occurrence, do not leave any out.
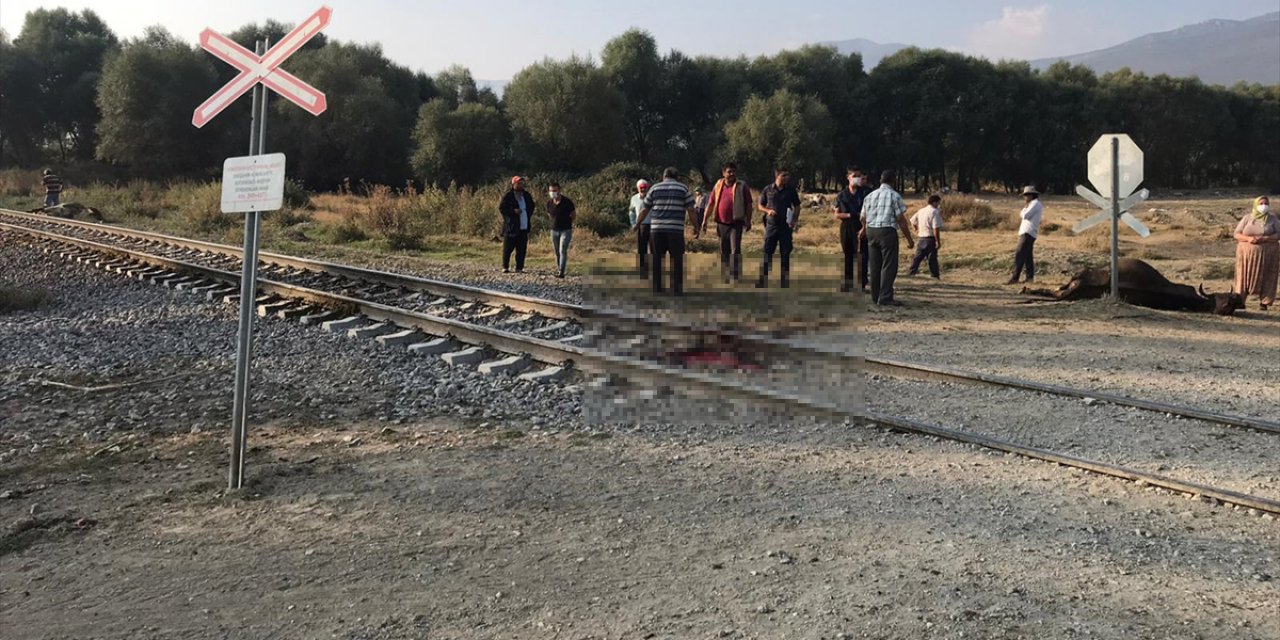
[1,8,1276,192]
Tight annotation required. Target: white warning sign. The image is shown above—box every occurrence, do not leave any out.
[221,153,286,213]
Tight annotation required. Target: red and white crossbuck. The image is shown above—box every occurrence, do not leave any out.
[192,6,331,127]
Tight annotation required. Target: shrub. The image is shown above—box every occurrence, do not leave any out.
[0,169,39,198]
[182,181,236,236]
[940,195,1006,230]
[283,179,312,209]
[364,185,422,250]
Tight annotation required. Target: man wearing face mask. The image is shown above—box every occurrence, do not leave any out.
[545,182,576,278]
[833,166,872,292]
[498,176,535,273]
[756,167,802,289]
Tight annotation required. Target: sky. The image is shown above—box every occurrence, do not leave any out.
[2,0,1277,80]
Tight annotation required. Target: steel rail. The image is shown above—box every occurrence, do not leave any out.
[7,209,1276,434]
[589,306,1280,436]
[0,208,582,320]
[5,221,1279,515]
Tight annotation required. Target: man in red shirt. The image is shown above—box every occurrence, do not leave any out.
[700,162,752,284]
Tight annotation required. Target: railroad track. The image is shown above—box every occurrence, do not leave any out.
[3,207,1277,516]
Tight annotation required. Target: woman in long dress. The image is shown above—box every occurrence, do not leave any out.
[1233,196,1279,310]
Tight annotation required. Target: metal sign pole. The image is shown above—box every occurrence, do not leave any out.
[228,39,268,490]
[1109,136,1120,299]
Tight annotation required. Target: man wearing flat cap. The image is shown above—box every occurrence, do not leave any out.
[1008,185,1043,284]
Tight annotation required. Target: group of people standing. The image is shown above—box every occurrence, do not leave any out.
[628,163,802,296]
[497,175,576,278]
[495,168,1276,312]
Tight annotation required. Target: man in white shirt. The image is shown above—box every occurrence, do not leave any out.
[1007,185,1044,284]
[908,194,943,278]
[628,179,652,276]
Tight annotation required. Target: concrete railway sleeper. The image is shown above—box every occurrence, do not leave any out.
[3,219,1278,516]
[7,207,1277,435]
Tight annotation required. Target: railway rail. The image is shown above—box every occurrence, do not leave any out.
[2,207,1277,516]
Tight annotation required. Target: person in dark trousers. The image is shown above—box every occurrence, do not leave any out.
[41,169,63,208]
[756,167,802,288]
[693,187,708,232]
[545,182,575,278]
[700,162,753,284]
[1007,185,1043,284]
[908,194,944,278]
[498,175,535,273]
[833,166,872,292]
[628,179,652,276]
[635,167,696,295]
[860,170,915,305]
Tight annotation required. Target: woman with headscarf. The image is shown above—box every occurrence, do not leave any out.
[1233,196,1279,310]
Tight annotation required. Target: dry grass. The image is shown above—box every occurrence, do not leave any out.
[5,174,1257,294]
[940,195,1013,231]
[0,169,40,198]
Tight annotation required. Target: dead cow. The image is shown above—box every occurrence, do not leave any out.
[1021,258,1243,316]
[27,203,103,222]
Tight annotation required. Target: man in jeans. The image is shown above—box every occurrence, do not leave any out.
[756,167,802,289]
[635,167,696,295]
[860,170,915,305]
[628,179,651,276]
[833,166,872,292]
[42,169,64,208]
[497,175,534,273]
[545,182,575,278]
[700,162,752,283]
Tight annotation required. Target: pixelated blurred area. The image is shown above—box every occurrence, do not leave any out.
[581,252,866,427]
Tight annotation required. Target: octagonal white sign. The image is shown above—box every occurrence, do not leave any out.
[1088,133,1143,198]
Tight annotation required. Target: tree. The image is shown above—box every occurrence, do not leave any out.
[0,32,45,165]
[411,99,509,187]
[504,55,625,172]
[434,64,481,110]
[95,27,220,176]
[14,8,118,162]
[602,29,666,164]
[662,54,753,186]
[267,42,424,188]
[722,89,834,185]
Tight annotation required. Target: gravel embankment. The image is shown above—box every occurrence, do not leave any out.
[0,235,584,461]
[868,375,1280,500]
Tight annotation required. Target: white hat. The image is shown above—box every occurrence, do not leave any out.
[636,179,650,189]
[1021,185,1039,196]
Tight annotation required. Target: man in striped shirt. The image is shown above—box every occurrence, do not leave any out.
[42,169,64,208]
[636,167,696,295]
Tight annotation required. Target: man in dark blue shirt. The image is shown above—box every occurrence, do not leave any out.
[833,166,872,292]
[755,167,802,289]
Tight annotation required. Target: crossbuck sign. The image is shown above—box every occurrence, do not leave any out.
[192,7,330,127]
[192,7,332,491]
[1073,133,1151,298]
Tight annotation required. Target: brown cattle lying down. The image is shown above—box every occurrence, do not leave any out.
[26,203,104,221]
[1021,257,1244,316]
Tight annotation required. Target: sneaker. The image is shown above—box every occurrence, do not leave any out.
[839,283,853,293]
[755,280,767,289]
[1005,278,1019,285]
[502,268,510,273]
[879,299,902,306]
